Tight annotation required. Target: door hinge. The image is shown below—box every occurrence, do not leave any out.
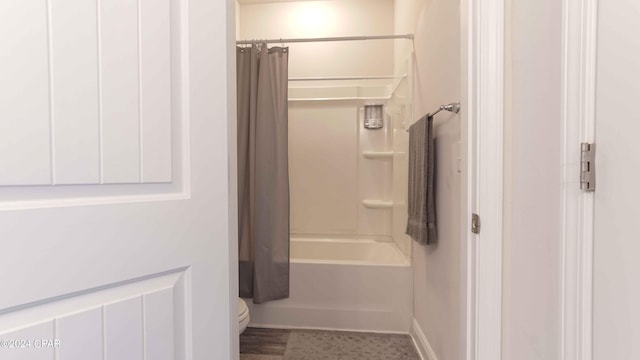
[580,143,596,191]
[471,213,481,234]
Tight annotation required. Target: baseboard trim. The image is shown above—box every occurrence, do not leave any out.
[248,322,407,335]
[409,319,438,360]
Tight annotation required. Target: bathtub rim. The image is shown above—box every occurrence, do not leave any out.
[289,237,410,266]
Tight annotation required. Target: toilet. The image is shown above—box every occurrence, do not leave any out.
[238,298,250,334]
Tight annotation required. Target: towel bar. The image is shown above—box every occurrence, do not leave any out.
[430,102,460,117]
[406,102,461,132]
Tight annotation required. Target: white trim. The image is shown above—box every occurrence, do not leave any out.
[250,323,408,335]
[227,0,240,359]
[560,0,597,359]
[460,0,474,357]
[0,192,190,212]
[410,319,438,360]
[464,0,505,359]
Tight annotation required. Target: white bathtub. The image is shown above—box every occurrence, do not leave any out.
[245,238,412,333]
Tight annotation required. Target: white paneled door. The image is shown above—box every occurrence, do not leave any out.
[0,0,236,359]
[593,0,640,359]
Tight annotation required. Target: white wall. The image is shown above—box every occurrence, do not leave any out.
[395,0,463,359]
[239,0,394,80]
[593,1,640,357]
[393,0,423,77]
[236,0,240,38]
[288,101,359,236]
[502,0,563,358]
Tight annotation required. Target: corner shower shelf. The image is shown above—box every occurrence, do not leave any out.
[362,151,394,160]
[362,200,394,209]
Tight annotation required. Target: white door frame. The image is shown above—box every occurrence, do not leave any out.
[462,0,505,359]
[463,0,601,358]
[560,0,597,359]
[463,0,600,358]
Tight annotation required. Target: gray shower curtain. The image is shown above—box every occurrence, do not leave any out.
[237,44,290,304]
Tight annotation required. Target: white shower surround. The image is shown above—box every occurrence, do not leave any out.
[245,237,412,333]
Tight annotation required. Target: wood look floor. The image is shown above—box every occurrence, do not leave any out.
[240,328,291,357]
[240,327,420,360]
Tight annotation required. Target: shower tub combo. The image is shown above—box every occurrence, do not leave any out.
[242,53,415,334]
[245,237,412,333]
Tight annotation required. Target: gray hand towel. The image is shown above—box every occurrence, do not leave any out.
[406,115,437,245]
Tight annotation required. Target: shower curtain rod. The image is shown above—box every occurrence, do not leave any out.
[236,34,414,45]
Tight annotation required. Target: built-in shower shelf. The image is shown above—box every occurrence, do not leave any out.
[362,200,394,209]
[362,151,394,160]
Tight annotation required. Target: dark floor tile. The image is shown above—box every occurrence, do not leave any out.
[241,327,291,356]
[284,330,420,360]
[241,328,420,360]
[240,354,284,360]
[283,330,339,360]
